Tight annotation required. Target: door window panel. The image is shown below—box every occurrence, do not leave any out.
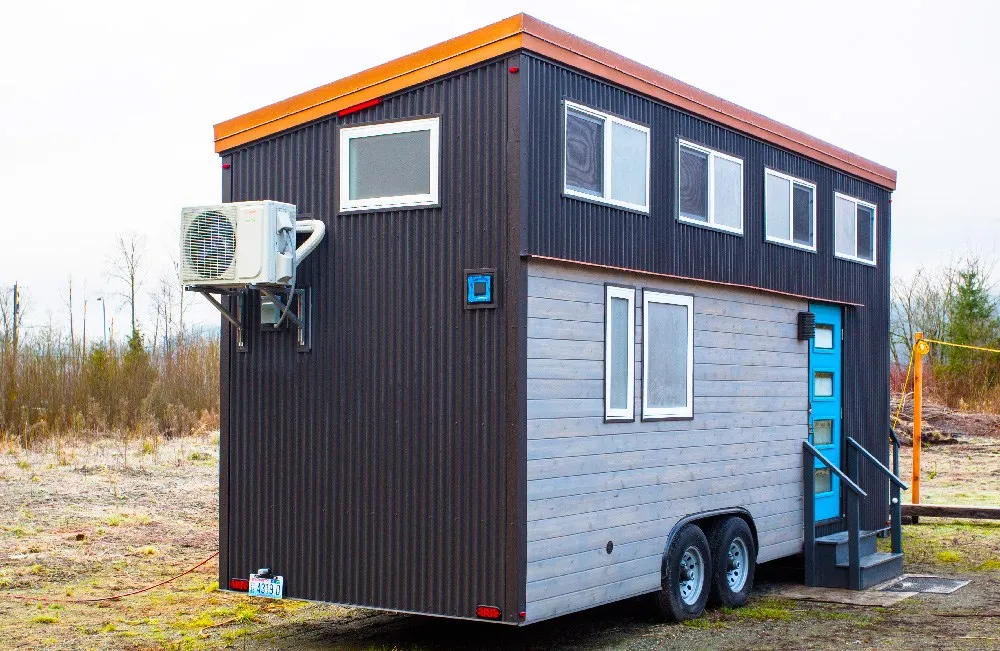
[814,371,834,397]
[815,468,833,493]
[815,324,834,349]
[813,419,834,446]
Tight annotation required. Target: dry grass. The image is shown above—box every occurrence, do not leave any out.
[899,432,1000,507]
[0,431,350,650]
[1,429,999,650]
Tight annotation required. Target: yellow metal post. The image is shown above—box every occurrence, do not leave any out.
[912,332,926,505]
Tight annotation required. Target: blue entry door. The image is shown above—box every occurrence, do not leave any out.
[809,303,843,522]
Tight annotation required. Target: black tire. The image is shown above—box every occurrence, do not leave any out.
[707,516,756,608]
[651,523,712,621]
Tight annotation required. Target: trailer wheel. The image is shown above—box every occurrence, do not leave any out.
[652,523,711,621]
[707,516,756,608]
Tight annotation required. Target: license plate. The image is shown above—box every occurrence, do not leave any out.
[249,574,284,599]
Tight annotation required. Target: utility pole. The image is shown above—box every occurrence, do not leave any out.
[12,282,19,355]
[82,298,88,360]
[96,296,107,346]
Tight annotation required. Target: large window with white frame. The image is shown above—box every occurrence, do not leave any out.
[339,117,440,212]
[834,193,877,264]
[764,169,816,251]
[605,285,636,420]
[677,140,744,234]
[642,291,694,419]
[564,101,650,212]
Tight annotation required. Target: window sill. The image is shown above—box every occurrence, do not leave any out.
[678,215,744,236]
[641,411,694,422]
[765,237,817,253]
[563,190,649,215]
[834,252,877,267]
[339,200,440,214]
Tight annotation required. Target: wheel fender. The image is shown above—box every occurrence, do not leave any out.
[660,508,758,585]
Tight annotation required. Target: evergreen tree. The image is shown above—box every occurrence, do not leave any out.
[121,329,157,427]
[940,259,1000,403]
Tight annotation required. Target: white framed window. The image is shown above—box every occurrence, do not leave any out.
[339,117,440,212]
[605,285,636,420]
[564,101,650,212]
[677,140,744,234]
[642,291,694,419]
[834,193,877,265]
[764,169,816,251]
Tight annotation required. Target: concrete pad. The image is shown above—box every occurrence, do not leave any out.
[768,583,918,606]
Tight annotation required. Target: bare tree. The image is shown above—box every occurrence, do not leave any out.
[173,259,188,350]
[108,233,146,336]
[81,280,88,361]
[150,268,180,362]
[63,276,75,354]
[0,284,25,354]
[0,284,26,427]
[890,267,949,365]
[82,297,87,360]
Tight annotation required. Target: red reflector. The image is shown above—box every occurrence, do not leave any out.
[337,97,382,118]
[508,66,520,74]
[476,605,502,620]
[519,611,526,620]
[229,578,249,592]
[222,163,231,169]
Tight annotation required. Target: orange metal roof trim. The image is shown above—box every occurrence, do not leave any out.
[214,14,897,190]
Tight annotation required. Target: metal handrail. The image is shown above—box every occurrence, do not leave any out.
[847,437,909,490]
[803,441,867,497]
[803,440,866,589]
[803,433,906,591]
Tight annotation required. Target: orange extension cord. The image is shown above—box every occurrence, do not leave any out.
[8,551,219,604]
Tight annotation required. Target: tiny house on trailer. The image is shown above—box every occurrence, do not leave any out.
[195,14,905,624]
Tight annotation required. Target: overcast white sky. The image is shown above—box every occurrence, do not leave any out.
[2,0,997,337]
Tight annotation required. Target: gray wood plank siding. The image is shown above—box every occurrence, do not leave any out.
[524,260,809,623]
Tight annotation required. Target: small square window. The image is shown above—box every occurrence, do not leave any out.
[814,372,834,397]
[815,468,833,493]
[835,193,877,264]
[563,102,649,212]
[765,169,816,251]
[678,141,744,234]
[340,117,439,212]
[813,419,834,446]
[815,324,834,349]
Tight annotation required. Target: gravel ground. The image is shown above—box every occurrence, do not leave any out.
[0,431,998,650]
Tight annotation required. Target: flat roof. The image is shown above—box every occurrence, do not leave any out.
[214,14,897,190]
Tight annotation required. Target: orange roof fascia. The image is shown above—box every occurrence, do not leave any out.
[213,15,527,153]
[214,14,897,190]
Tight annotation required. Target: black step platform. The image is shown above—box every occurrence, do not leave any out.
[810,530,904,589]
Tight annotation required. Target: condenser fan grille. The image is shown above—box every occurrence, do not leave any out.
[182,209,237,281]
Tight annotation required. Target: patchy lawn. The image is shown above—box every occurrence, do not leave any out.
[1,431,998,650]
[899,432,1000,507]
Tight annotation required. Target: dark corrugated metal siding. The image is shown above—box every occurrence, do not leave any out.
[220,58,521,620]
[522,53,892,530]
